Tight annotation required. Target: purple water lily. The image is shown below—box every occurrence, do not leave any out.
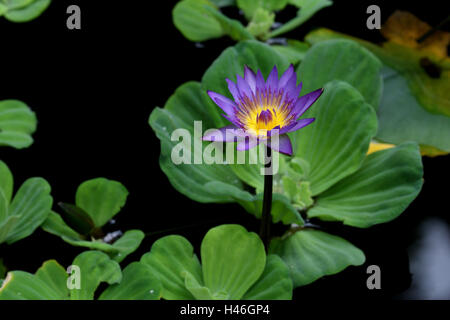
[203,65,323,156]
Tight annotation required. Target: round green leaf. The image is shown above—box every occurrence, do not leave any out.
[99,262,161,300]
[4,0,51,22]
[149,81,245,203]
[41,210,84,241]
[184,271,218,299]
[35,260,69,299]
[0,215,19,245]
[108,230,145,262]
[291,81,377,196]
[0,100,37,149]
[140,235,203,300]
[6,177,53,244]
[201,224,266,300]
[243,254,293,300]
[270,229,365,287]
[0,271,62,300]
[173,0,224,42]
[75,178,129,228]
[304,29,450,155]
[70,251,122,300]
[297,39,383,110]
[376,66,450,153]
[308,143,423,228]
[0,187,9,227]
[0,160,13,203]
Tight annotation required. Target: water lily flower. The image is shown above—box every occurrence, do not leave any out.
[203,65,323,156]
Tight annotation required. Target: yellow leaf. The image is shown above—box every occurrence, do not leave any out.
[367,142,395,155]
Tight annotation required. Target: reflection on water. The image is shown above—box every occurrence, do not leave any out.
[400,218,450,299]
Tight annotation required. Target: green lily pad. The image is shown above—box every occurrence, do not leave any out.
[0,259,68,300]
[305,28,450,155]
[308,143,423,228]
[149,81,247,203]
[76,178,129,228]
[0,271,62,300]
[173,0,224,42]
[0,253,145,300]
[201,224,266,299]
[243,254,293,300]
[291,81,377,196]
[141,224,288,300]
[0,100,37,149]
[99,262,161,300]
[69,251,122,300]
[0,161,53,245]
[270,229,365,287]
[1,0,51,23]
[0,160,13,203]
[376,66,450,153]
[141,235,203,300]
[35,260,69,299]
[297,39,383,110]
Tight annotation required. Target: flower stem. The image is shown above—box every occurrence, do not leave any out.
[260,147,273,250]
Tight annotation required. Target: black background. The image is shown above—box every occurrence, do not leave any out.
[0,0,449,300]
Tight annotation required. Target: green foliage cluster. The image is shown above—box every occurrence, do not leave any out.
[1,0,439,300]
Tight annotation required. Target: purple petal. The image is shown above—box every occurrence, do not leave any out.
[244,65,257,93]
[280,76,299,105]
[255,70,266,94]
[265,134,293,156]
[236,74,253,99]
[266,65,279,92]
[278,64,295,88]
[222,113,241,128]
[237,136,261,151]
[202,125,239,142]
[207,91,237,116]
[293,88,323,117]
[280,118,315,134]
[226,79,241,102]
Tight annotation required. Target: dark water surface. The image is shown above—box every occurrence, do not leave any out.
[0,0,449,299]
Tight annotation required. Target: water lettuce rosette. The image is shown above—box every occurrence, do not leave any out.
[149,40,424,288]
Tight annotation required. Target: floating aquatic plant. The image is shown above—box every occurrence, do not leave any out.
[149,40,424,288]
